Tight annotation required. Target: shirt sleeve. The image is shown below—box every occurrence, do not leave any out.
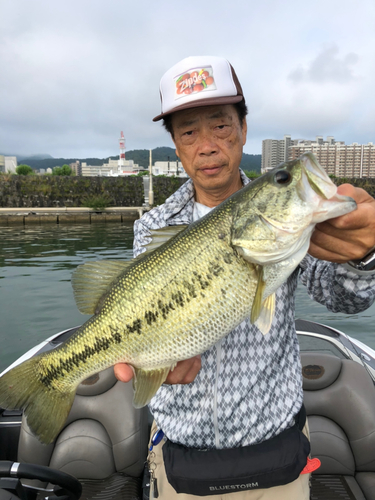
[133,218,152,258]
[299,254,375,314]
[133,205,168,258]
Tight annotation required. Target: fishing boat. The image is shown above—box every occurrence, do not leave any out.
[1,318,375,500]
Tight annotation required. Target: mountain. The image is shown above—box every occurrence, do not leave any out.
[0,153,53,162]
[7,147,261,173]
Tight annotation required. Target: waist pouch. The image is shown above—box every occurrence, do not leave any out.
[162,406,310,496]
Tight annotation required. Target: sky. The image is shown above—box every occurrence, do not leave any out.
[1,0,375,160]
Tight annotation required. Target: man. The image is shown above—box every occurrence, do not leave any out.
[115,56,375,498]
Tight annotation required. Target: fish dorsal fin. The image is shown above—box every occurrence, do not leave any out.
[71,260,132,314]
[255,293,276,335]
[132,365,175,408]
[250,266,276,335]
[139,225,188,257]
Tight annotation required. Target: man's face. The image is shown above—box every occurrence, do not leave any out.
[171,104,247,205]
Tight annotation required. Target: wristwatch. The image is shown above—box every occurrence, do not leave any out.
[348,247,375,271]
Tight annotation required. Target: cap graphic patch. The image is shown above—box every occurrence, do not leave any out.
[174,66,216,100]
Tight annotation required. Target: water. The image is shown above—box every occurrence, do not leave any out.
[0,224,374,373]
[0,224,134,372]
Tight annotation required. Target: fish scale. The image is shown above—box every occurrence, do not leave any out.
[0,153,357,444]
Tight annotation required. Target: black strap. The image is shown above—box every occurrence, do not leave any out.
[296,404,307,431]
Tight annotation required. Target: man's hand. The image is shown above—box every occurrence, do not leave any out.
[309,184,375,263]
[114,355,202,385]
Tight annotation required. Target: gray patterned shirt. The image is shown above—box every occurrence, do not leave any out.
[133,171,375,449]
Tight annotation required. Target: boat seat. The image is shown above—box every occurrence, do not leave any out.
[17,367,149,500]
[301,352,375,500]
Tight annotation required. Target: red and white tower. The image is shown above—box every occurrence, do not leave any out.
[118,131,126,171]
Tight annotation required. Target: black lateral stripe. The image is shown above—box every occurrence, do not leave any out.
[39,321,141,387]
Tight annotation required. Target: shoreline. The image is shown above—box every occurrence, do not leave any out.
[0,206,150,225]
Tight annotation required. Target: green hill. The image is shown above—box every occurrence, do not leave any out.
[16,147,261,173]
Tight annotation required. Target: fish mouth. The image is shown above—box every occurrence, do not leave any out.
[298,152,357,222]
[300,152,337,200]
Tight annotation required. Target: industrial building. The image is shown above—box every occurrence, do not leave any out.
[81,158,143,177]
[152,160,187,177]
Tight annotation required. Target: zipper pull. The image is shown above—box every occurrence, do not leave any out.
[153,477,159,499]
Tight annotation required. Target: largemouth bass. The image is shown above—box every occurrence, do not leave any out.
[0,153,356,444]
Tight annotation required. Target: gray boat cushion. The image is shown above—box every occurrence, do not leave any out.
[49,419,116,479]
[355,472,375,500]
[303,355,375,472]
[308,415,355,475]
[18,367,148,479]
[301,352,342,391]
[303,352,375,499]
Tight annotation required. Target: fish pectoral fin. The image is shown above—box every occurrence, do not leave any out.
[71,260,132,314]
[250,267,276,335]
[254,293,276,335]
[139,225,189,256]
[132,365,174,408]
[250,266,266,324]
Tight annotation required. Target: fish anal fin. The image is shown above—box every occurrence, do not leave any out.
[254,293,276,335]
[71,260,132,315]
[132,365,174,408]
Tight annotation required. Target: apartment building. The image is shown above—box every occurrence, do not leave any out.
[262,136,375,178]
[289,138,375,178]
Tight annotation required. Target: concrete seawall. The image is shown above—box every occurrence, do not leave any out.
[0,207,149,226]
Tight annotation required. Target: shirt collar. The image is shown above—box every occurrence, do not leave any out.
[162,169,251,224]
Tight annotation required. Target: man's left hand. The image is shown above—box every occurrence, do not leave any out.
[309,184,375,263]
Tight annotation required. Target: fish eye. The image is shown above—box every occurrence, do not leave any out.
[274,170,291,185]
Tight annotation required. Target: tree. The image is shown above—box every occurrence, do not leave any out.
[16,164,34,175]
[61,164,73,176]
[53,165,72,176]
[244,170,261,179]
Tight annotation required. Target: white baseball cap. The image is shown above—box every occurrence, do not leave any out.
[153,56,245,122]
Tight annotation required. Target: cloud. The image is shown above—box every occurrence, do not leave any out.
[1,1,374,157]
[288,45,359,84]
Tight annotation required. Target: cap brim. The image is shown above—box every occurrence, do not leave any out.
[153,95,244,122]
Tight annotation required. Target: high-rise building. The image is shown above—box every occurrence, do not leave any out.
[261,135,295,173]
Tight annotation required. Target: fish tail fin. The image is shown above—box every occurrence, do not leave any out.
[0,356,76,444]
